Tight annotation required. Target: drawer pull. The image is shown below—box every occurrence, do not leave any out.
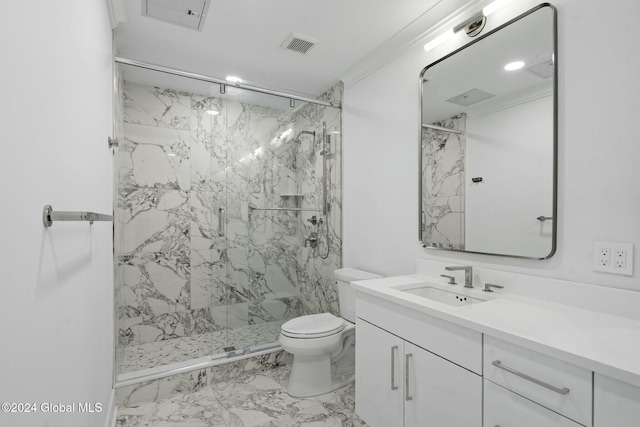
[405,353,413,401]
[492,360,570,395]
[390,346,398,391]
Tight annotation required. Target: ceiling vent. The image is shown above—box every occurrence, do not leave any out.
[280,33,318,55]
[142,0,210,31]
[446,88,495,107]
[527,59,555,79]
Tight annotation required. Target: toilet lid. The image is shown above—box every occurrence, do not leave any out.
[281,313,345,338]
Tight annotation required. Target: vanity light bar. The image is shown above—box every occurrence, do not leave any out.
[423,30,454,52]
[424,0,514,52]
[483,0,513,17]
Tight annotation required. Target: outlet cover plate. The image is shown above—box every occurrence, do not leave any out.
[593,241,634,276]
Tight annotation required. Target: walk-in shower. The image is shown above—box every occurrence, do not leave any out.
[112,59,343,383]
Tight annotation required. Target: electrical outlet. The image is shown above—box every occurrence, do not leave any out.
[614,249,627,268]
[594,242,634,276]
[598,248,610,267]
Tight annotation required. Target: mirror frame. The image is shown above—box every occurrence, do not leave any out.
[418,3,558,260]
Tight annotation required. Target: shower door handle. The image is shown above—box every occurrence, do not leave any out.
[218,208,225,237]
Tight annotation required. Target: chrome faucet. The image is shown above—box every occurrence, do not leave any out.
[444,266,473,288]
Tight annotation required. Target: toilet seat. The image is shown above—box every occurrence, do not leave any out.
[281,313,345,339]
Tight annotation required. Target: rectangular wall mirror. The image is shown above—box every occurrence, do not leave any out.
[419,3,557,259]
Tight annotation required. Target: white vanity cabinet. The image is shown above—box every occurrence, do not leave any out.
[484,380,583,427]
[593,374,640,426]
[355,319,404,427]
[483,336,593,426]
[352,273,640,427]
[355,294,482,427]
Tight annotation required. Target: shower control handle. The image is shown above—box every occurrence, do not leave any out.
[305,232,318,248]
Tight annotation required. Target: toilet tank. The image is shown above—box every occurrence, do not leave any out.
[334,268,382,323]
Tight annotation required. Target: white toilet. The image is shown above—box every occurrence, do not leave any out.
[279,268,382,397]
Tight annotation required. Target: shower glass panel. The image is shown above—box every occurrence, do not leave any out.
[115,64,223,375]
[113,62,343,379]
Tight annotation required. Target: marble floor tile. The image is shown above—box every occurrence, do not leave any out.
[117,371,366,427]
[120,321,285,374]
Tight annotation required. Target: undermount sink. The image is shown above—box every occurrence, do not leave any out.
[397,284,487,307]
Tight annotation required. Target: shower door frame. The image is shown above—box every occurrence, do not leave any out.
[112,57,343,386]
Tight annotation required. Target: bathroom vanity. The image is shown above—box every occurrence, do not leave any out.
[353,268,640,427]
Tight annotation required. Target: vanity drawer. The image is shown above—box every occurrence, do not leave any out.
[356,293,482,374]
[484,379,583,427]
[484,336,592,426]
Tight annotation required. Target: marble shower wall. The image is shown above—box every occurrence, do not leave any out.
[421,114,466,250]
[292,84,343,317]
[115,78,342,374]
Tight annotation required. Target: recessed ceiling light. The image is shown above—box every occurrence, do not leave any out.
[226,76,243,84]
[504,61,525,71]
[206,109,220,116]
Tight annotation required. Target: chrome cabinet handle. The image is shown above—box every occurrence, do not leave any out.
[218,208,225,237]
[492,360,570,395]
[405,353,413,401]
[390,346,398,391]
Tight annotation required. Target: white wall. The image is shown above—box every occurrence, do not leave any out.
[344,0,640,290]
[466,93,553,257]
[0,1,114,426]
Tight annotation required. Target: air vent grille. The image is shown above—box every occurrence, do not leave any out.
[527,59,555,79]
[142,0,210,31]
[446,88,495,107]
[280,33,318,55]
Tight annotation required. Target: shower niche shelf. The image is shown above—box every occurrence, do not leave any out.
[279,193,304,197]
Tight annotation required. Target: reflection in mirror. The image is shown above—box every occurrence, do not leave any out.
[420,4,557,259]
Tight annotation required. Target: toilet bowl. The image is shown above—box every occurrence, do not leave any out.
[279,268,382,397]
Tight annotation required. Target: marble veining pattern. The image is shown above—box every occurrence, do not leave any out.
[116,79,343,376]
[116,371,366,427]
[121,321,285,373]
[421,114,466,250]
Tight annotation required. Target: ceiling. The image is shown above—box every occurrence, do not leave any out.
[422,5,555,123]
[112,0,470,98]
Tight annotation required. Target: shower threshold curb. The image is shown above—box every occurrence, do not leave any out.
[115,344,282,388]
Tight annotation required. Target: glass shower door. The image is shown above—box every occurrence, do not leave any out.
[115,64,227,375]
[113,59,343,378]
[212,86,310,356]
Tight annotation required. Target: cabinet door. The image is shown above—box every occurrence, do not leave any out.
[594,374,640,427]
[404,342,482,427]
[355,319,404,427]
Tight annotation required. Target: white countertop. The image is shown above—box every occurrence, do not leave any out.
[352,274,640,388]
